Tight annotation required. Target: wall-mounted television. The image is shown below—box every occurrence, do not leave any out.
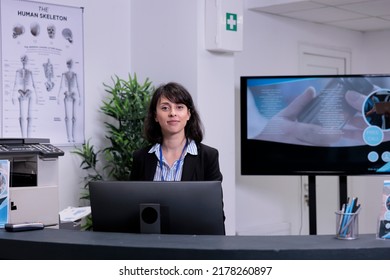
[240,75,390,175]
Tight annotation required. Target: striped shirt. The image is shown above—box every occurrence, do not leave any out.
[149,139,198,181]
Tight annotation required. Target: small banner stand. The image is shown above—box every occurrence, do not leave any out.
[377,180,390,239]
[0,160,10,228]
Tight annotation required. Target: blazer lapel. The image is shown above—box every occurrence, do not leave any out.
[144,152,158,180]
[181,154,197,181]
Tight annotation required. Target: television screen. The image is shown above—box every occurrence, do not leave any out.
[241,74,390,175]
[89,181,225,235]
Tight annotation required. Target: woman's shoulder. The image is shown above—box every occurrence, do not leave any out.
[133,144,154,156]
[197,142,219,155]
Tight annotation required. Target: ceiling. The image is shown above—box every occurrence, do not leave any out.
[246,0,390,32]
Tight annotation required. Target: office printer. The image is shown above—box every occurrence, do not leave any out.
[0,138,64,226]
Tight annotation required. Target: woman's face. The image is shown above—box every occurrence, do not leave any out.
[155,96,190,138]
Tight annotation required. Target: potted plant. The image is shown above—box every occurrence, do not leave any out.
[72,73,153,229]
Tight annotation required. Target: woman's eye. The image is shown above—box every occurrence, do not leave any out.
[160,106,169,111]
[176,105,185,110]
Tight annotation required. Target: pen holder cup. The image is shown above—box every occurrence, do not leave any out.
[336,211,359,240]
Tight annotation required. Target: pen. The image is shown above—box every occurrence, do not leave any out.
[340,197,355,235]
[337,204,346,234]
[339,206,361,235]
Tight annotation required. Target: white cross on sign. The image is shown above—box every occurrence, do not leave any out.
[226,13,237,31]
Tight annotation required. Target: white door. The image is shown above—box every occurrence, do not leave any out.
[299,43,350,75]
[299,43,351,234]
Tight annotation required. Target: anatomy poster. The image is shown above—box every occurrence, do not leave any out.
[0,0,84,146]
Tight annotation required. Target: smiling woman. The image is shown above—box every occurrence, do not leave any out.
[155,96,191,143]
[130,82,223,182]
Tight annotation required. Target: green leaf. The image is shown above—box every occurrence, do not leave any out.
[71,73,154,229]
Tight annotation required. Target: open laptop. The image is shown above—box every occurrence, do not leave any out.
[89,180,225,235]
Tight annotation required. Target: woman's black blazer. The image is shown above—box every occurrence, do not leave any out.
[130,143,223,181]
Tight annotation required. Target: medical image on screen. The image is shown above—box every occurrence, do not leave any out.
[247,76,390,147]
[364,90,390,129]
[241,75,390,175]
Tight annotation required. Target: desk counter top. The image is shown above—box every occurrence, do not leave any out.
[0,229,389,259]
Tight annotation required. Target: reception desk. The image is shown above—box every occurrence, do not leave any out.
[0,228,389,259]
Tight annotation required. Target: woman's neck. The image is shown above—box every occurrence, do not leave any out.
[161,134,188,167]
[162,134,187,153]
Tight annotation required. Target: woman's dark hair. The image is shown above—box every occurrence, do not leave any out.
[144,82,204,144]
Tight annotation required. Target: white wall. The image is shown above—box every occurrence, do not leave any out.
[36,0,132,210]
[31,1,390,236]
[361,30,390,74]
[130,0,236,235]
[30,0,239,235]
[234,7,390,235]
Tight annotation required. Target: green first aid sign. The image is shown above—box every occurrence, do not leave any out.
[226,13,237,31]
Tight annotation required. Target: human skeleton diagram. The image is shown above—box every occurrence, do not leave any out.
[30,22,40,37]
[12,55,37,138]
[47,24,55,39]
[58,59,81,142]
[12,24,24,38]
[43,58,55,91]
